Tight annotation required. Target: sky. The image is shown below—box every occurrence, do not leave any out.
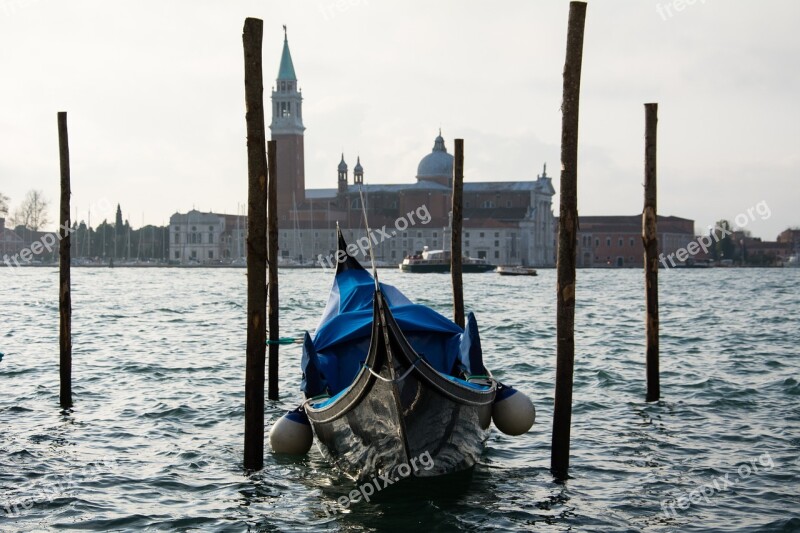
[0,0,798,240]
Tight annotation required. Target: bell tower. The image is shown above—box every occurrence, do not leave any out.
[270,26,306,222]
[353,157,364,185]
[337,154,348,206]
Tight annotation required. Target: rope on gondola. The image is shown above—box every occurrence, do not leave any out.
[361,359,420,383]
[357,184,380,289]
[265,337,303,345]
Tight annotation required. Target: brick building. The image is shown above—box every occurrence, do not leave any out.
[0,217,24,259]
[559,215,696,268]
[777,228,800,254]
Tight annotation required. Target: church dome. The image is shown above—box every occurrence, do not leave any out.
[416,133,453,181]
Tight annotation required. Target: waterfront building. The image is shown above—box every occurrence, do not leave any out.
[568,215,696,268]
[169,30,557,267]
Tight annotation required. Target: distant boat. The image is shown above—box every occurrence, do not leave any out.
[675,258,713,269]
[496,266,538,277]
[400,247,495,273]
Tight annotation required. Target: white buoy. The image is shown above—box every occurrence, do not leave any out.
[492,386,535,436]
[269,408,313,455]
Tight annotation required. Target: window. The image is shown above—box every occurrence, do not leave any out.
[465,201,471,208]
[417,232,422,238]
[174,251,180,259]
[209,226,214,231]
[495,232,500,238]
[465,232,470,238]
[433,232,438,238]
[480,232,485,238]
[494,251,500,259]
[494,241,499,247]
[619,238,623,247]
[506,201,512,208]
[606,238,611,247]
[209,233,214,244]
[630,238,635,247]
[391,250,396,259]
[191,250,197,259]
[174,233,180,244]
[595,238,599,247]
[465,240,470,247]
[208,251,214,259]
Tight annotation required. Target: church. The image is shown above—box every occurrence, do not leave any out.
[170,30,556,267]
[270,31,556,267]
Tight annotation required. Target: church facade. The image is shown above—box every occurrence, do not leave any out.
[169,31,556,267]
[271,31,555,267]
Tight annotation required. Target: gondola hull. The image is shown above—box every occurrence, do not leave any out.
[305,292,495,481]
[308,373,493,481]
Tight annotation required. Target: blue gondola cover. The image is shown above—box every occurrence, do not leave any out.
[301,262,485,397]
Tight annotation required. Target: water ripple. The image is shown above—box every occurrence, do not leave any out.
[1,267,799,531]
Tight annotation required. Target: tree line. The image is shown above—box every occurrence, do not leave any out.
[1,190,170,262]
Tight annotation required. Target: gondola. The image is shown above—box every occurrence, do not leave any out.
[270,229,535,482]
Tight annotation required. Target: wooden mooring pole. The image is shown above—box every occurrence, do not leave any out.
[243,17,268,471]
[57,111,72,410]
[551,1,587,480]
[643,103,660,402]
[451,138,465,329]
[267,139,279,402]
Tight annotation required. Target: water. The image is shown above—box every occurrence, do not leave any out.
[1,267,798,532]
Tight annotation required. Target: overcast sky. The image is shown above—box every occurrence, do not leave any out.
[1,0,798,239]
